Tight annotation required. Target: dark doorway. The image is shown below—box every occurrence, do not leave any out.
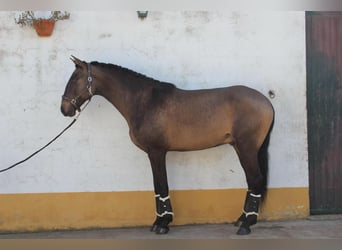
[306,12,342,214]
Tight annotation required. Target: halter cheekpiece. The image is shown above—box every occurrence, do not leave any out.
[86,63,94,96]
[62,63,94,111]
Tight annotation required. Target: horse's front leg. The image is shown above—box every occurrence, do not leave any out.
[148,149,173,234]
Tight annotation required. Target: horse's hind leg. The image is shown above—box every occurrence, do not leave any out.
[148,149,173,234]
[233,143,266,235]
[234,189,261,235]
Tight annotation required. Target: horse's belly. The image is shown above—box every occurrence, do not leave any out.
[167,127,234,151]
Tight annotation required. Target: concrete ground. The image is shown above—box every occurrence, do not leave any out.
[0,215,341,239]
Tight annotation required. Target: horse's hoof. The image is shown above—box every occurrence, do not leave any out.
[234,220,243,227]
[236,226,251,235]
[150,224,158,232]
[155,226,169,234]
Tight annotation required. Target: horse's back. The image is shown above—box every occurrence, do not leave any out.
[153,85,273,151]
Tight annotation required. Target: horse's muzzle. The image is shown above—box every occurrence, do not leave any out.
[61,100,76,117]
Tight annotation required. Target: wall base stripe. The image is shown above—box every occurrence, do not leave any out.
[0,187,309,232]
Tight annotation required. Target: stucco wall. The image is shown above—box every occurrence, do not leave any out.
[0,11,308,230]
[0,11,307,192]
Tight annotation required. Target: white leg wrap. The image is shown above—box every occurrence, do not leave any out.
[154,194,170,202]
[155,194,173,217]
[241,191,261,218]
[243,210,259,217]
[159,196,170,202]
[156,211,174,217]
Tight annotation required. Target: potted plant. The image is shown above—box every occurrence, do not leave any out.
[15,11,70,37]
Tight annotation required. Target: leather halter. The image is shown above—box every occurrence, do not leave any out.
[62,63,94,111]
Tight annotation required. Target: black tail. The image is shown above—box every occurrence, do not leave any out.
[258,113,274,201]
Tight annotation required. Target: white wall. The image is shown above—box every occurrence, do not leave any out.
[0,11,307,194]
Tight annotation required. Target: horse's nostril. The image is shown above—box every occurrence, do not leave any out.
[61,106,67,116]
[61,107,68,116]
[61,103,75,117]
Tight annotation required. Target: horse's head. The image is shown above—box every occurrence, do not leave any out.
[61,56,94,117]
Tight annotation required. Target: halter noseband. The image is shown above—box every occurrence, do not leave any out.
[62,63,94,111]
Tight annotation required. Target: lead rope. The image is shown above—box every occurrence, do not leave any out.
[0,100,91,174]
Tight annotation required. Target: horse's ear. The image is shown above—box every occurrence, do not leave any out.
[70,55,85,69]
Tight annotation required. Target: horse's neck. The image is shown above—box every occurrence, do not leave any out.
[95,68,151,124]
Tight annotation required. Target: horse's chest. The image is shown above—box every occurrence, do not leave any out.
[128,125,166,151]
[129,129,145,150]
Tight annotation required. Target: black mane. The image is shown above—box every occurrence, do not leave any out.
[91,61,176,88]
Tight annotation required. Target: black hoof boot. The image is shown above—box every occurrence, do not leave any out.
[236,225,251,235]
[156,226,169,234]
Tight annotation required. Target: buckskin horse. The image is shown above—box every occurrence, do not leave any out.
[61,56,275,235]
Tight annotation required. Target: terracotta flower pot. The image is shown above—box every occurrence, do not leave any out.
[33,20,55,37]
